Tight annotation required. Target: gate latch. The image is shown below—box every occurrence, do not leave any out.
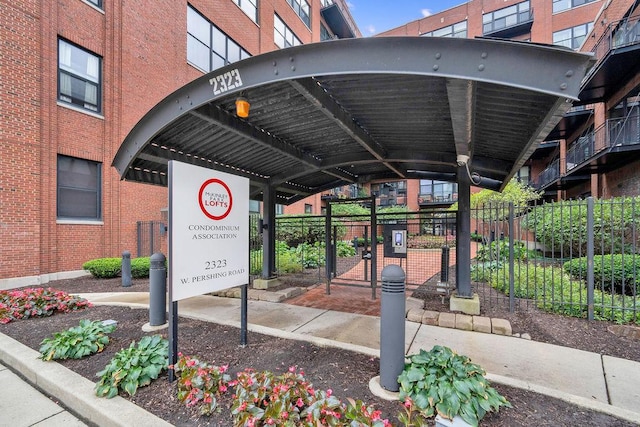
[362,251,372,260]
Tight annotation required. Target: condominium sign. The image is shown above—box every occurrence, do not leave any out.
[169,160,249,301]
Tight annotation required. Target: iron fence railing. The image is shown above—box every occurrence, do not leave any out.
[534,158,560,188]
[471,197,640,323]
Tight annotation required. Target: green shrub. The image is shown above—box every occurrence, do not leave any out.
[276,215,330,247]
[39,319,116,361]
[408,234,454,249]
[95,335,168,398]
[398,346,510,426]
[564,254,640,294]
[470,261,502,282]
[83,258,121,278]
[336,240,356,257]
[131,257,151,278]
[476,240,528,263]
[523,197,640,256]
[487,262,640,324]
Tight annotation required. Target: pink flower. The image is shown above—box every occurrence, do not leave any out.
[296,398,304,407]
[281,411,289,419]
[326,388,332,397]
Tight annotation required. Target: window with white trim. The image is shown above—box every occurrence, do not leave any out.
[232,0,258,23]
[274,14,302,48]
[188,6,250,72]
[85,0,103,8]
[287,0,310,27]
[553,0,597,14]
[57,155,102,220]
[58,39,101,113]
[553,22,593,49]
[422,21,467,38]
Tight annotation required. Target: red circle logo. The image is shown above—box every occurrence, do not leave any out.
[198,178,233,220]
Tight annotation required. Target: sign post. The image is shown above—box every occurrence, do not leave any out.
[168,160,249,380]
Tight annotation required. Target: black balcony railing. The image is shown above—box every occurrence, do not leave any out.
[536,112,640,188]
[535,158,560,189]
[592,16,640,62]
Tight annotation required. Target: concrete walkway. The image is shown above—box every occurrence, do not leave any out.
[1,291,639,425]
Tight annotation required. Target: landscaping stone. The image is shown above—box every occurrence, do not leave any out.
[472,316,492,334]
[521,333,532,340]
[438,312,456,328]
[492,318,512,336]
[455,314,473,331]
[278,287,303,299]
[405,297,424,315]
[406,308,425,323]
[422,310,439,326]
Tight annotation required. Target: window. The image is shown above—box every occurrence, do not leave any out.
[274,14,302,48]
[287,0,310,27]
[232,0,258,23]
[58,39,101,113]
[419,180,458,203]
[249,200,260,212]
[553,22,593,49]
[422,21,467,38]
[482,1,531,34]
[320,0,333,7]
[275,204,284,215]
[57,155,101,220]
[85,0,103,8]
[304,203,313,214]
[553,0,596,14]
[516,166,530,185]
[188,6,250,72]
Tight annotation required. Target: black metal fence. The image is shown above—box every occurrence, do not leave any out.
[136,221,166,257]
[470,197,640,323]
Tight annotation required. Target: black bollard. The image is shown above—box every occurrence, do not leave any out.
[149,253,167,326]
[122,251,132,287]
[380,264,406,392]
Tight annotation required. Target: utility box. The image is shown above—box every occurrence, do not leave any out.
[383,224,407,258]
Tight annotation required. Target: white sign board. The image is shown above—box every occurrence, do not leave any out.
[169,160,249,301]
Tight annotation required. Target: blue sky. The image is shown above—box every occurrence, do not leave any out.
[348,0,466,36]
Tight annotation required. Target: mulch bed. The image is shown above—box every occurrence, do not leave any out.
[2,272,640,426]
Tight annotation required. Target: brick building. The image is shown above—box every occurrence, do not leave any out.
[285,0,640,215]
[0,0,359,286]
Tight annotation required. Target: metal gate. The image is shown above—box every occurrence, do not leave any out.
[136,221,166,257]
[326,199,456,298]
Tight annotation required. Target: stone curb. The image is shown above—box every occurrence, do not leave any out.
[405,307,517,337]
[0,333,172,427]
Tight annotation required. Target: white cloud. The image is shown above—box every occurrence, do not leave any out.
[347,1,355,10]
[367,24,376,35]
[421,8,433,17]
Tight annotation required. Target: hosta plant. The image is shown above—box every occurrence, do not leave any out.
[398,346,510,427]
[95,335,168,398]
[0,287,91,324]
[39,319,116,361]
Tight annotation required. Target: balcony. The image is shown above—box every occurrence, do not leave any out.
[534,113,640,190]
[418,193,457,206]
[579,16,640,105]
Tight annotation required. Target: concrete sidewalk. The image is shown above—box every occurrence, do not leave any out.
[1,291,639,425]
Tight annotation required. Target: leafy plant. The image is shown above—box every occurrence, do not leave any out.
[522,196,640,256]
[398,346,510,426]
[564,254,640,294]
[95,335,168,398]
[230,366,390,426]
[0,287,91,324]
[174,353,231,415]
[83,258,122,278]
[476,240,528,262]
[39,319,116,361]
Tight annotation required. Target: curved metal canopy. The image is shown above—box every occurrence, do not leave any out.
[113,37,592,204]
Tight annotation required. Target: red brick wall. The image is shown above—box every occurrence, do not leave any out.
[1,0,359,281]
[1,0,41,278]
